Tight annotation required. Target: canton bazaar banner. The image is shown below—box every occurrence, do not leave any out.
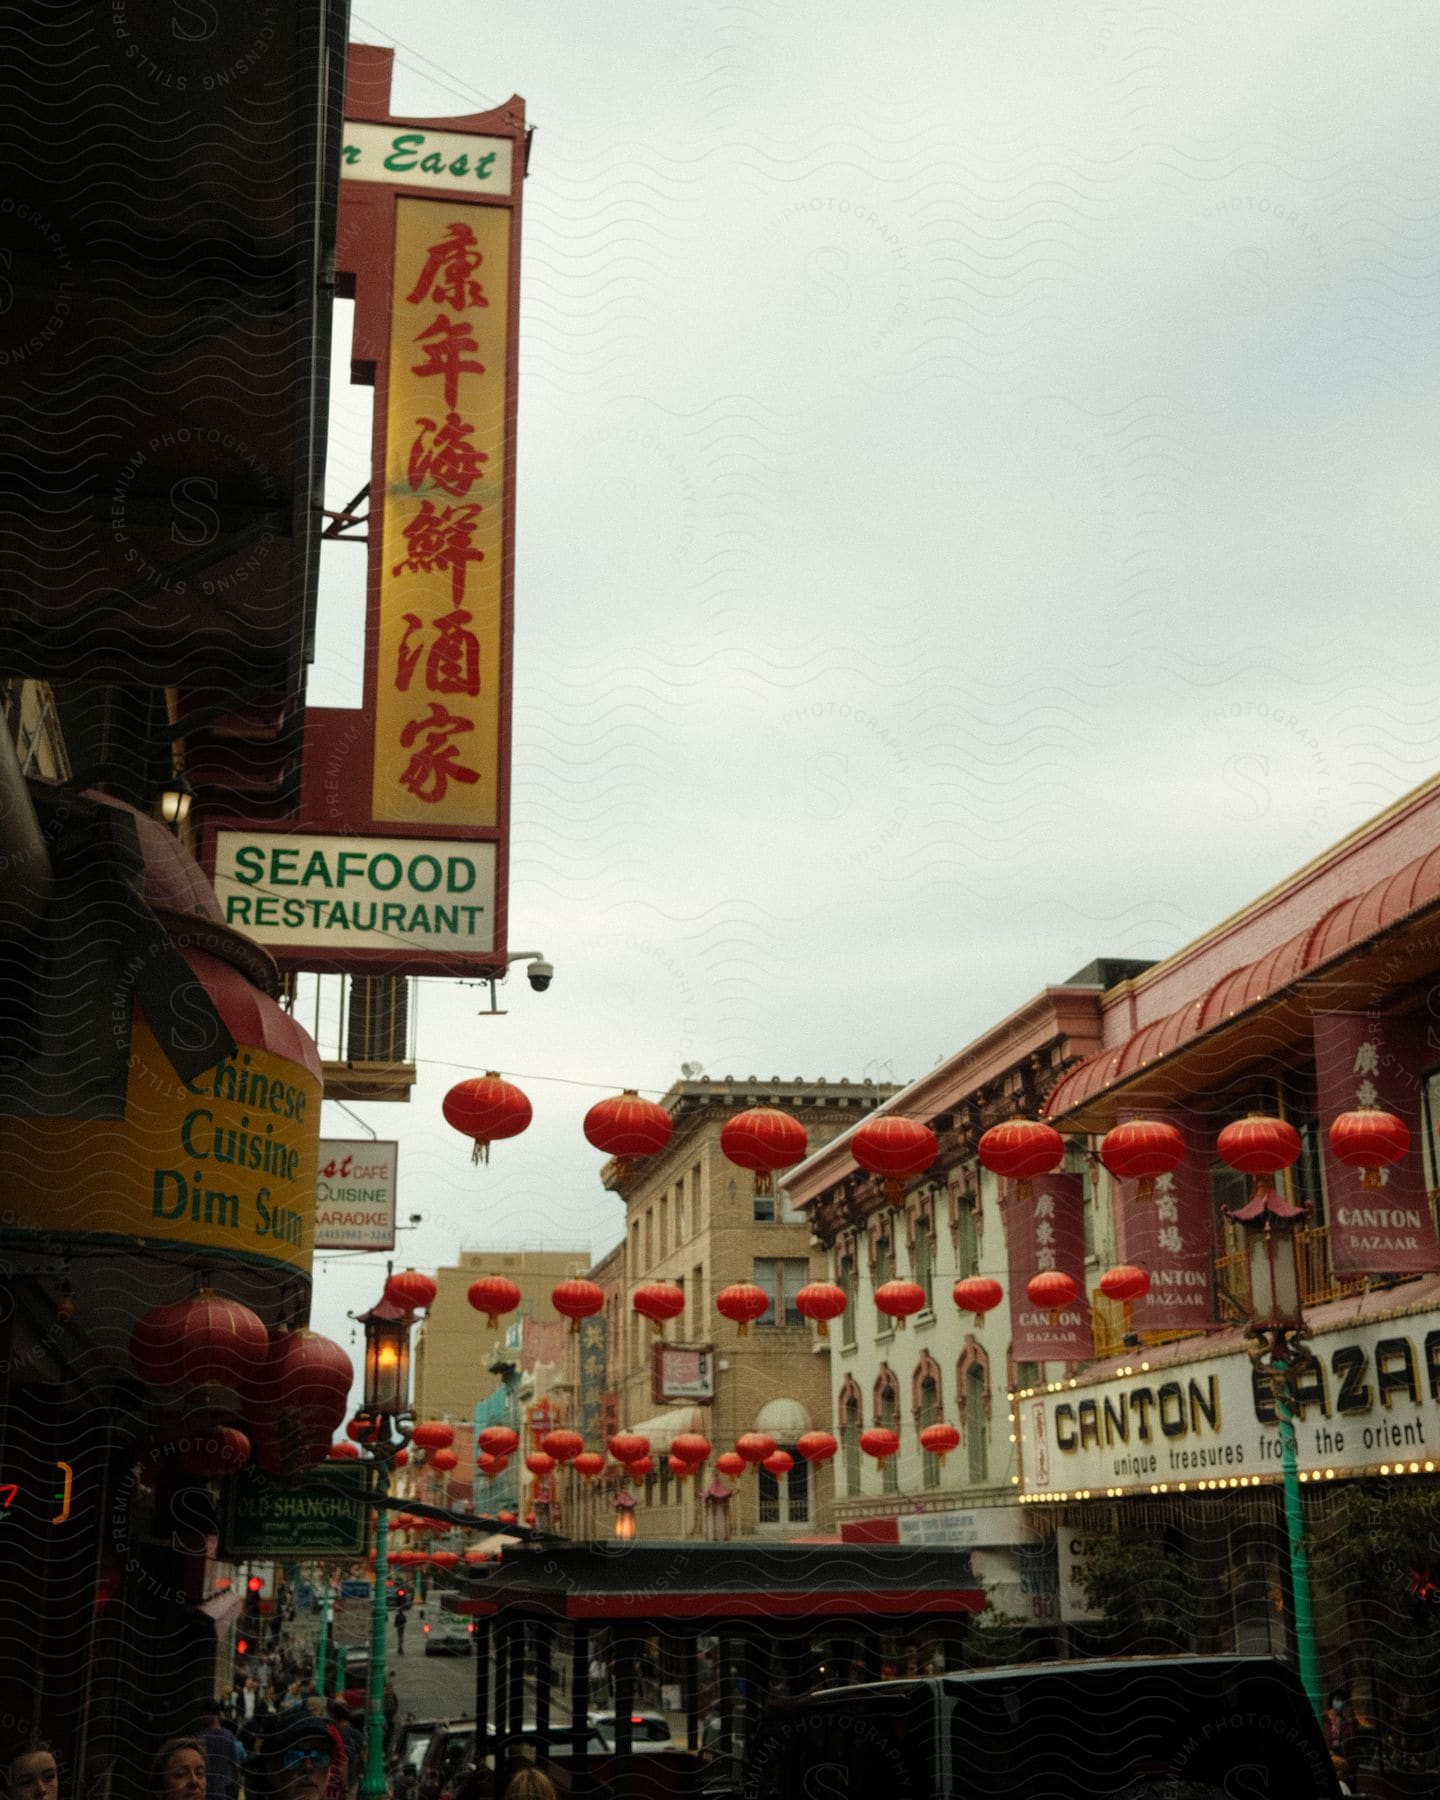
[1115,1111,1217,1330]
[373,197,508,829]
[1019,1306,1440,1496]
[1005,1173,1093,1362]
[1315,1012,1440,1276]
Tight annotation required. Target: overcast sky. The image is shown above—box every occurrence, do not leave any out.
[305,2,1440,1372]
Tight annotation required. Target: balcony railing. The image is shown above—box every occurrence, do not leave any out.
[1091,1219,1391,1361]
[281,971,418,1102]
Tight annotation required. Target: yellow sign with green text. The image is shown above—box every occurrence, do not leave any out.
[0,1021,320,1274]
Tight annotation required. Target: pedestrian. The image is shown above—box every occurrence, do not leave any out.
[501,1770,555,1800]
[382,1680,398,1758]
[324,1708,360,1800]
[587,1653,606,1707]
[152,1739,205,1800]
[194,1703,246,1800]
[241,1683,260,1725]
[394,1603,409,1657]
[248,1716,334,1800]
[6,1739,60,1800]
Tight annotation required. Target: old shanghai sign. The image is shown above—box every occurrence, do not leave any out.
[224,1464,372,1559]
[1019,1304,1440,1497]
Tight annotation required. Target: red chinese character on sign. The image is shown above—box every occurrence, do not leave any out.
[411,315,486,409]
[392,500,484,608]
[398,702,481,804]
[405,222,489,312]
[407,413,489,497]
[394,610,481,698]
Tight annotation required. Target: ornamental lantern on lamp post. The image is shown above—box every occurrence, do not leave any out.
[1220,1118,1322,1717]
[613,1488,637,1541]
[351,1294,416,1800]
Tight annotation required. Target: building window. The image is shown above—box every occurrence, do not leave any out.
[843,1391,862,1497]
[877,1383,900,1495]
[839,1255,857,1349]
[754,1185,804,1224]
[966,1362,988,1484]
[692,1161,704,1231]
[918,1373,941,1490]
[873,1234,894,1332]
[753,1257,809,1327]
[658,1195,669,1259]
[758,1449,810,1526]
[1016,1360,1040,1390]
[690,1263,704,1337]
[644,1208,654,1269]
[912,1219,933,1310]
[956,1198,979,1280]
[677,1185,687,1243]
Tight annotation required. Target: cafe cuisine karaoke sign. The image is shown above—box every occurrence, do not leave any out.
[1019,1307,1440,1498]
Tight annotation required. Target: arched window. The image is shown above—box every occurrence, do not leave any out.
[874,1366,900,1496]
[957,1336,992,1485]
[838,1250,858,1349]
[758,1446,811,1528]
[839,1375,863,1497]
[913,1351,943,1491]
[908,1195,935,1311]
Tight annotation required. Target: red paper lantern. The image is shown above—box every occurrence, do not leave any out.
[667,1455,691,1479]
[794,1282,847,1338]
[796,1431,838,1464]
[852,1115,938,1207]
[177,1426,251,1478]
[1027,1270,1079,1318]
[716,1282,770,1336]
[478,1425,520,1458]
[467,1276,522,1329]
[346,1416,380,1444]
[860,1428,899,1464]
[551,1279,605,1333]
[670,1432,711,1468]
[628,1456,654,1479]
[735,1432,776,1466]
[431,1550,461,1569]
[464,1547,490,1565]
[497,1511,517,1525]
[525,1452,556,1477]
[246,1329,353,1435]
[130,1289,268,1393]
[476,1452,500,1476]
[951,1277,1004,1325]
[977,1119,1066,1200]
[1217,1114,1302,1203]
[720,1106,809,1195]
[573,1452,605,1479]
[632,1282,685,1336]
[874,1280,927,1331]
[715,1451,746,1478]
[486,1456,510,1478]
[541,1430,585,1464]
[608,1432,651,1465]
[443,1072,533,1164]
[762,1450,794,1479]
[384,1269,438,1314]
[583,1089,673,1180]
[411,1421,455,1451]
[1100,1120,1187,1201]
[1330,1108,1410,1189]
[919,1423,960,1464]
[1099,1264,1151,1305]
[428,1448,459,1472]
[393,1450,409,1468]
[328,1441,360,1460]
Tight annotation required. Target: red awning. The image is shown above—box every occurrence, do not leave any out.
[1045,842,1440,1120]
[184,946,323,1083]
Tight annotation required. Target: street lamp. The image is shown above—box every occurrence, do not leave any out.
[1226,1169,1323,1716]
[352,1295,416,1800]
[613,1488,637,1541]
[153,771,196,831]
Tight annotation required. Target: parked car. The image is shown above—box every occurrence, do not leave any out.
[737,1658,1343,1800]
[388,1716,452,1775]
[419,1720,614,1800]
[589,1711,674,1751]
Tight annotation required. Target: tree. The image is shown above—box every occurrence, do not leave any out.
[1073,1534,1194,1654]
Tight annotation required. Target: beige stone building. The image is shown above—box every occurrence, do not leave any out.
[570,1075,900,1543]
[412,1245,590,1423]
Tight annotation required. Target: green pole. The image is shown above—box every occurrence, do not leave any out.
[360,1469,390,1800]
[1275,1357,1323,1716]
[316,1578,333,1697]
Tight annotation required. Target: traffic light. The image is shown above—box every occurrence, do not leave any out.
[236,1637,250,1657]
[247,1576,264,1594]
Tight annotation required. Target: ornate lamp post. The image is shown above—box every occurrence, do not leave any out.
[1226,1166,1323,1716]
[352,1295,415,1800]
[612,1487,637,1540]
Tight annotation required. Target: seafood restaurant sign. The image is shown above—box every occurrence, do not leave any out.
[1020,1307,1440,1497]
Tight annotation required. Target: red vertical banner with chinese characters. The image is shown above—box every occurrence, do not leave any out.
[1315,1011,1440,1275]
[1004,1172,1092,1361]
[374,199,507,827]
[1115,1112,1217,1329]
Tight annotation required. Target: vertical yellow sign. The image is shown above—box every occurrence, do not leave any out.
[373,199,508,826]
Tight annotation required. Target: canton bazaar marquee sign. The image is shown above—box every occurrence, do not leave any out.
[1020,1309,1440,1496]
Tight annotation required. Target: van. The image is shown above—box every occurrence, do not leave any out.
[741,1657,1343,1799]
